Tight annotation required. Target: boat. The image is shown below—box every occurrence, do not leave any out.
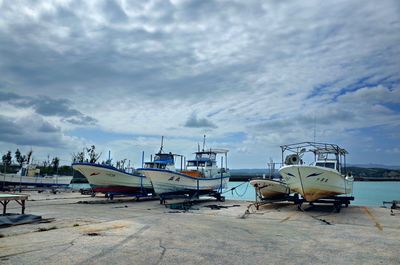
[0,163,72,188]
[250,179,290,199]
[137,137,230,198]
[71,162,153,195]
[278,142,354,202]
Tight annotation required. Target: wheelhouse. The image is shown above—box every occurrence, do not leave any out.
[153,153,174,165]
[280,142,348,174]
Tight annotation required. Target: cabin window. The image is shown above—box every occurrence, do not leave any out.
[154,154,174,164]
[187,161,196,167]
[145,163,166,169]
[316,162,335,169]
[187,161,208,167]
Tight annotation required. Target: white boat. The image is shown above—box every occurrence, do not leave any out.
[72,163,153,194]
[138,138,230,197]
[278,142,354,202]
[0,163,72,187]
[250,179,290,199]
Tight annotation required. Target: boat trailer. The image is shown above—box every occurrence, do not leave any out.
[383,200,400,215]
[255,193,354,213]
[159,190,225,209]
[79,188,156,201]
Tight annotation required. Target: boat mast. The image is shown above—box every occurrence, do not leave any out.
[159,136,164,153]
[202,135,206,151]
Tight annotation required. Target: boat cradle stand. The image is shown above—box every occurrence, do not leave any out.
[105,191,156,201]
[288,194,355,213]
[383,200,400,215]
[254,193,354,213]
[0,193,29,214]
[159,190,225,206]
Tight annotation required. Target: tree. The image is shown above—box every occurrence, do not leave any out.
[72,151,85,163]
[26,150,33,164]
[15,149,27,167]
[86,145,101,163]
[52,157,60,173]
[2,151,12,173]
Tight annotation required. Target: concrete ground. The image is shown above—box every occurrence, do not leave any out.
[0,191,399,265]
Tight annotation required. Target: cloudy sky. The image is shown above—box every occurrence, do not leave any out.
[0,0,399,168]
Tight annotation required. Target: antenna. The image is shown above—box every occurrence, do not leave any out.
[159,136,164,153]
[313,115,316,143]
[202,135,206,151]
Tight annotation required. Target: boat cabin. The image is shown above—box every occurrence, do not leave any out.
[281,142,348,174]
[186,151,217,170]
[17,164,40,177]
[144,152,175,170]
[184,149,228,178]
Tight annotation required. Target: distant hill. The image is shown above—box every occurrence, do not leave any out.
[348,167,400,181]
[349,164,400,170]
[229,167,400,181]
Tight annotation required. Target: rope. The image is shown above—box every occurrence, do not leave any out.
[297,203,334,225]
[221,181,249,197]
[234,181,250,197]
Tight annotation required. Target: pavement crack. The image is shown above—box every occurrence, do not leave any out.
[156,238,167,265]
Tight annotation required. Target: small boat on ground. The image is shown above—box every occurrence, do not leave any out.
[138,137,230,199]
[250,179,290,199]
[278,142,353,202]
[71,163,153,195]
[0,163,72,188]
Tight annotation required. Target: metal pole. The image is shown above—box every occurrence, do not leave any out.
[220,156,223,193]
[141,151,144,168]
[180,156,183,171]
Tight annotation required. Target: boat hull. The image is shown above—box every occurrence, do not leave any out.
[0,173,72,187]
[72,163,153,193]
[250,179,290,199]
[279,165,353,202]
[137,168,230,195]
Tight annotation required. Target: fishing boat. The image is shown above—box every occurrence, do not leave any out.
[71,162,153,195]
[250,179,290,199]
[138,137,230,199]
[0,163,72,188]
[278,142,353,202]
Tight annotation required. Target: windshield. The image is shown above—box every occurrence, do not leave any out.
[195,152,216,161]
[154,153,174,164]
[187,161,212,167]
[144,162,166,169]
[315,162,335,169]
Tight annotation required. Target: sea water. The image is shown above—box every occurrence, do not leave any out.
[224,181,400,207]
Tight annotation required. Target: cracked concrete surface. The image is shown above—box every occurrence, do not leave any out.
[0,191,399,265]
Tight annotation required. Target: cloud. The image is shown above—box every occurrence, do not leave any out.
[184,113,217,129]
[0,91,97,125]
[0,1,399,166]
[0,114,68,148]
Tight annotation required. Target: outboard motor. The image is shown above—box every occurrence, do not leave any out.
[285,154,300,165]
